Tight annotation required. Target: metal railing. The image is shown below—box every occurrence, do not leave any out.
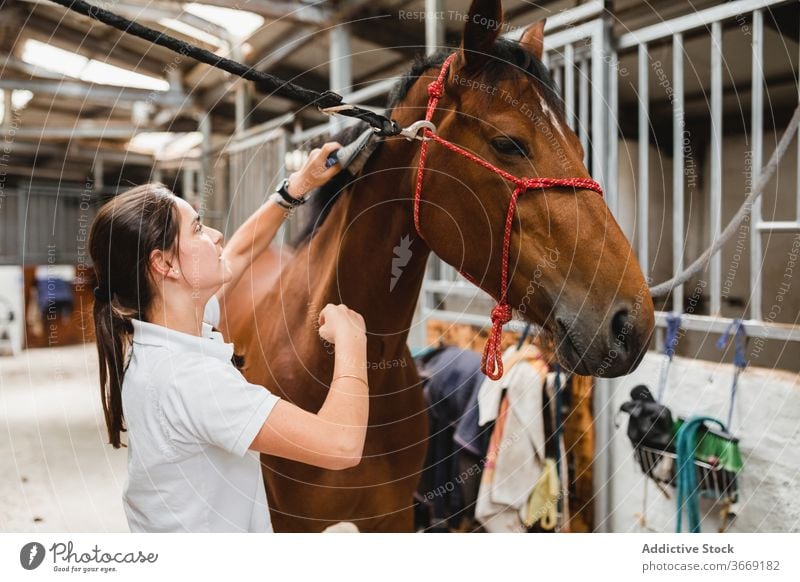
[0,181,97,266]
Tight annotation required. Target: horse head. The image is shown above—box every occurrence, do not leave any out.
[396,0,654,377]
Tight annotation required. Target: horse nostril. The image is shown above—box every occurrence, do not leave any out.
[611,308,630,351]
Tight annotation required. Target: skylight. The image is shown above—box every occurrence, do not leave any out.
[21,39,170,91]
[158,18,224,47]
[184,3,265,39]
[128,131,203,159]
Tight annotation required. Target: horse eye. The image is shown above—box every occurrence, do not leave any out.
[491,137,529,157]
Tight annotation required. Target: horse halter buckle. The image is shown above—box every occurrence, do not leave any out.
[399,120,437,141]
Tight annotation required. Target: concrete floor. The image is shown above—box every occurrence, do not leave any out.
[0,344,128,532]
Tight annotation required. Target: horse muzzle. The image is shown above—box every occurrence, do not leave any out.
[552,302,653,377]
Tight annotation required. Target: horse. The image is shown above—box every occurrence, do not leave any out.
[220,0,655,532]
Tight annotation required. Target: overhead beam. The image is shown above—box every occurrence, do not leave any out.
[347,12,461,57]
[1,123,144,139]
[11,145,152,166]
[1,164,90,181]
[0,77,189,107]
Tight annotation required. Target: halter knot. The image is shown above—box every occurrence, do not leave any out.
[427,81,444,99]
[490,302,513,324]
[481,302,513,381]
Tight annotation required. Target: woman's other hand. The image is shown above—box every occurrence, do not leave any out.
[318,303,366,346]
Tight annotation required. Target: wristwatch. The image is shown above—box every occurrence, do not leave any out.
[275,177,307,207]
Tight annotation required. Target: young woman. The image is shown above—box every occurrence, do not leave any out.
[89,142,370,532]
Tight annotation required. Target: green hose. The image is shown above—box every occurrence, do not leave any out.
[675,416,728,533]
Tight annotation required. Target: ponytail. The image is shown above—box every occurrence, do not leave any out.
[93,295,136,448]
[88,184,180,449]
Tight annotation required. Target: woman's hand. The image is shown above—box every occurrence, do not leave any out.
[286,142,343,200]
[318,303,366,346]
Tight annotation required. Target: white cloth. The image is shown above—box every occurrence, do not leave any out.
[477,344,543,427]
[475,346,549,532]
[121,295,280,532]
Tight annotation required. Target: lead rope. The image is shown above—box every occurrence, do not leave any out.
[414,53,604,380]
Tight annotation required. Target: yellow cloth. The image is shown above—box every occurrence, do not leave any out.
[522,458,559,530]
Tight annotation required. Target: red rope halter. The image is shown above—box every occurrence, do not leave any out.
[413,53,604,380]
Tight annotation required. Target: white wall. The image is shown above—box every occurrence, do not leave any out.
[0,266,24,355]
[609,352,800,533]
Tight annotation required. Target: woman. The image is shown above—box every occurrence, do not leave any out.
[88,142,369,532]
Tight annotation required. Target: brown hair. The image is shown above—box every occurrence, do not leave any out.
[88,183,181,448]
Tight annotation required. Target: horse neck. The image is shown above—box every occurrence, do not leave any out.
[302,138,431,346]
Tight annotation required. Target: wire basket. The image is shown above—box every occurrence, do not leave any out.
[634,442,739,503]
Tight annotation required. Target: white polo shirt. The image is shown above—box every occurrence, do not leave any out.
[121,295,280,532]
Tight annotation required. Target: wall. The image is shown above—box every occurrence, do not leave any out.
[0,265,24,355]
[616,132,800,373]
[609,351,800,533]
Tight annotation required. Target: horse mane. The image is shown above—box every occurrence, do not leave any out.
[292,38,562,247]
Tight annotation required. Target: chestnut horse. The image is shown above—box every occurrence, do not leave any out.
[220,0,655,532]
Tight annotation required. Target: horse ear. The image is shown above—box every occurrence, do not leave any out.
[518,19,546,60]
[459,0,503,71]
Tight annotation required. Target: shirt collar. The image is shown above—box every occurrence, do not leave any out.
[131,318,234,362]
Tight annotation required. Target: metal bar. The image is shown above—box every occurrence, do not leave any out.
[422,308,538,334]
[182,168,195,205]
[423,280,488,296]
[653,311,800,342]
[330,23,353,135]
[564,43,576,129]
[545,0,604,31]
[553,66,563,93]
[226,117,294,154]
[593,376,614,532]
[710,22,723,316]
[2,89,11,128]
[618,0,791,49]
[0,78,186,107]
[0,165,88,181]
[93,157,104,191]
[579,58,590,165]
[756,221,800,232]
[750,9,764,321]
[425,0,444,55]
[544,21,599,50]
[0,127,141,139]
[198,113,212,208]
[609,49,619,217]
[591,20,607,189]
[18,183,27,266]
[672,33,685,312]
[231,43,249,136]
[638,44,650,278]
[346,77,400,103]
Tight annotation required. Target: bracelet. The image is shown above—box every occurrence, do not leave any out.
[276,177,307,206]
[269,191,295,210]
[332,374,368,388]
